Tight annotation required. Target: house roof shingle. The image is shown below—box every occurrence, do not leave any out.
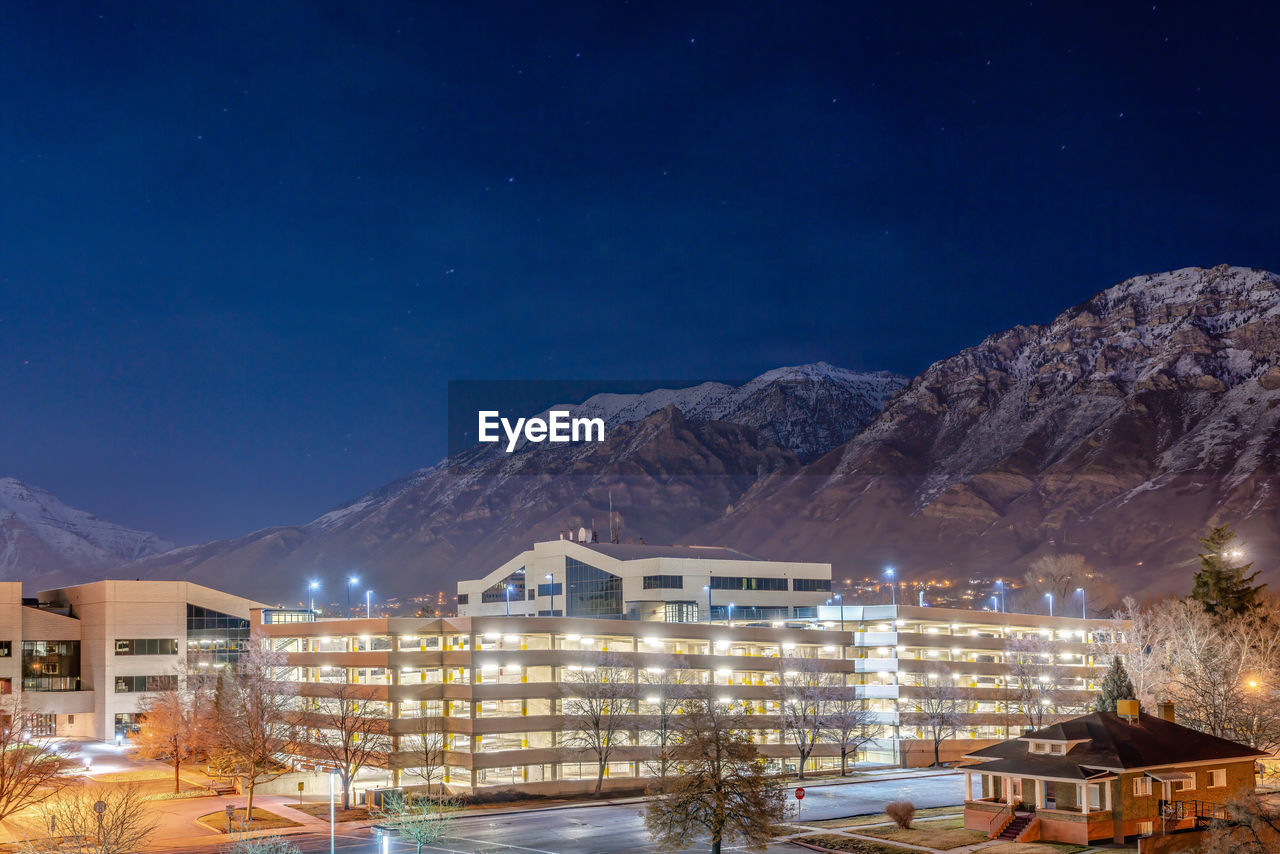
[964,711,1267,778]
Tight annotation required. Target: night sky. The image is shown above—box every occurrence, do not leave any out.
[2,2,1279,544]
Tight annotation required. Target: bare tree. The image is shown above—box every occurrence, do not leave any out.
[403,713,446,795]
[290,682,392,809]
[33,784,156,854]
[645,690,785,854]
[1021,554,1116,615]
[825,691,878,776]
[1196,793,1280,854]
[1005,634,1072,729]
[561,652,636,796]
[903,676,967,767]
[134,686,208,794]
[638,661,696,780]
[0,696,75,822]
[372,790,454,854]
[207,632,297,814]
[777,655,834,780]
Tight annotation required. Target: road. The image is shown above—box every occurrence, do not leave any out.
[184,774,963,854]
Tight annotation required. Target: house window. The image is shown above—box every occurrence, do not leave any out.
[1133,777,1152,797]
[1049,743,1064,754]
[1174,776,1195,792]
[1138,821,1153,836]
[1208,769,1226,788]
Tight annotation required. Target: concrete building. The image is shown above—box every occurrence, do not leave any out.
[0,580,263,741]
[456,538,834,622]
[256,602,1123,799]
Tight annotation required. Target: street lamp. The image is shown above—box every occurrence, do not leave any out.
[727,602,735,625]
[346,575,359,619]
[365,589,372,619]
[1076,587,1086,620]
[704,584,712,624]
[989,595,998,611]
[918,589,925,607]
[504,583,513,617]
[545,573,555,615]
[308,580,320,613]
[885,566,896,606]
[996,579,1005,613]
[834,593,844,631]
[1045,592,1054,618]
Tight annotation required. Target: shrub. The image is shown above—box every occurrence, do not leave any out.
[885,801,915,829]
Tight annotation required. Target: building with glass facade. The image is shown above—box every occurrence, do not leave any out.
[255,603,1125,800]
[456,538,835,622]
[0,580,262,740]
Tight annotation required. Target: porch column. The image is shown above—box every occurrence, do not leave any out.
[1006,777,1016,805]
[1104,780,1112,811]
[964,771,972,800]
[1035,779,1046,809]
[1080,783,1090,815]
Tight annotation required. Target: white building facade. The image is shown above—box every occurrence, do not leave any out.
[0,580,263,741]
[457,538,834,622]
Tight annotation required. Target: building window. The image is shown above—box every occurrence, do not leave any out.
[187,604,250,667]
[0,641,10,657]
[1174,776,1195,792]
[792,578,831,592]
[1133,777,1152,797]
[709,576,787,591]
[793,606,817,619]
[481,571,526,603]
[24,714,55,737]
[457,594,469,605]
[565,557,623,619]
[710,605,788,621]
[663,602,698,623]
[1208,769,1226,788]
[643,575,683,590]
[537,582,563,597]
[114,674,178,693]
[22,641,81,692]
[1137,821,1153,836]
[115,639,179,656]
[1049,743,1065,755]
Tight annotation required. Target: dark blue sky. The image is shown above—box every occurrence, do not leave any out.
[2,2,1278,543]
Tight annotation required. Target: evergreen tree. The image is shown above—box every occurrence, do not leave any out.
[1095,656,1137,713]
[1190,524,1265,618]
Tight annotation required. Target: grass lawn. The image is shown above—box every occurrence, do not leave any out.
[808,806,964,828]
[287,802,372,822]
[197,807,302,833]
[91,769,172,782]
[856,817,987,849]
[797,836,916,854]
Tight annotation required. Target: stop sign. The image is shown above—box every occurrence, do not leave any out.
[795,787,805,800]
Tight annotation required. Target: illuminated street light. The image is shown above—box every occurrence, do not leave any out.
[885,566,896,606]
[704,584,712,624]
[365,589,372,619]
[1076,587,1086,619]
[346,575,359,619]
[308,580,320,613]
[545,573,555,615]
[1045,592,1054,618]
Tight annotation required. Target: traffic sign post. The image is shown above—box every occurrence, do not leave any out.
[795,786,805,822]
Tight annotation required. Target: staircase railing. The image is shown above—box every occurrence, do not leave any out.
[984,803,1014,838]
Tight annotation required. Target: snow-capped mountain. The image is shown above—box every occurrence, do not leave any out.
[703,265,1280,591]
[128,365,905,601]
[0,478,174,579]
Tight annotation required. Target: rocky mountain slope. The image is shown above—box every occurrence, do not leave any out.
[701,265,1280,591]
[128,365,903,602]
[0,477,174,580]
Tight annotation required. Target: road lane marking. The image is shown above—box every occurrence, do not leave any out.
[449,835,561,854]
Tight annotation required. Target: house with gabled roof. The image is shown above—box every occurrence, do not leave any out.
[962,701,1266,846]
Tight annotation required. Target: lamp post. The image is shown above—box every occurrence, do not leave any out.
[365,589,372,619]
[1076,587,1086,620]
[918,589,925,607]
[834,593,844,631]
[346,575,358,619]
[704,584,711,624]
[505,584,512,617]
[885,567,896,606]
[990,595,998,611]
[727,602,735,625]
[545,573,555,615]
[1045,592,1054,618]
[329,770,337,854]
[308,580,320,613]
[996,579,1005,613]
